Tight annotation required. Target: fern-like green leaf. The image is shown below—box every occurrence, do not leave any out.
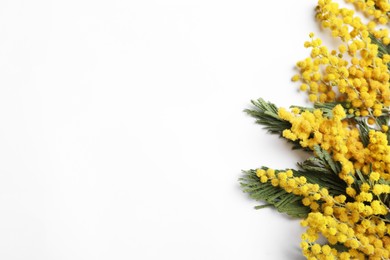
[240,169,310,218]
[245,98,309,150]
[355,118,370,147]
[297,146,346,195]
[244,98,291,134]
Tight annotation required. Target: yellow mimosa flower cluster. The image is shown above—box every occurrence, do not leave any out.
[279,105,390,182]
[251,0,390,259]
[292,0,390,117]
[257,164,390,259]
[346,0,390,24]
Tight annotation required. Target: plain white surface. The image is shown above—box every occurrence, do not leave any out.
[0,0,328,259]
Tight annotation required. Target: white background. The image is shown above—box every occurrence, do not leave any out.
[0,1,335,259]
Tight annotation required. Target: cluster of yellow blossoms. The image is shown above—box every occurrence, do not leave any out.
[254,0,390,259]
[346,0,390,24]
[292,0,390,117]
[257,163,390,259]
[279,105,390,184]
